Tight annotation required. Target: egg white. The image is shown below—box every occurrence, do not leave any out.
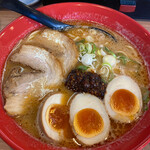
[70,93,110,145]
[104,75,142,123]
[40,93,64,142]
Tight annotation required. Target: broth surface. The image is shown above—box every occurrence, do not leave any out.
[2,21,149,148]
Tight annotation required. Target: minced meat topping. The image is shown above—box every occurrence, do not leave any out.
[65,69,107,99]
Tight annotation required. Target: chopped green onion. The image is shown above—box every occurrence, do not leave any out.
[77,65,89,71]
[101,71,115,83]
[142,88,150,102]
[99,65,110,78]
[103,47,116,58]
[141,88,150,111]
[97,50,101,56]
[116,52,128,65]
[108,72,115,82]
[129,59,141,67]
[102,62,112,70]
[78,43,85,52]
[90,42,97,54]
[85,43,92,53]
[100,49,107,56]
[75,39,85,44]
[116,52,141,67]
[103,55,116,67]
[81,53,96,67]
[99,62,115,83]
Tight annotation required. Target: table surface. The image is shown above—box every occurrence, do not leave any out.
[0,9,150,150]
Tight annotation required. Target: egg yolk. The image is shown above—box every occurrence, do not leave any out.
[110,89,140,116]
[73,108,104,138]
[46,104,73,138]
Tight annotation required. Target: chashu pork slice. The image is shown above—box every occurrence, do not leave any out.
[4,45,63,115]
[27,29,78,75]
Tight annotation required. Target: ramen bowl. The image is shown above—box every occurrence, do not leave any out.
[0,2,150,150]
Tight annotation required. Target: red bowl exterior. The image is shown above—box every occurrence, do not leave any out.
[0,2,150,150]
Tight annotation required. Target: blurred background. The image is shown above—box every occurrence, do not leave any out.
[19,0,150,20]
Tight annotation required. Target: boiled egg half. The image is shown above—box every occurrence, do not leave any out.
[104,75,142,123]
[39,93,69,142]
[70,93,110,145]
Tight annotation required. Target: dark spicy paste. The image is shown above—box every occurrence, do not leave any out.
[65,69,107,99]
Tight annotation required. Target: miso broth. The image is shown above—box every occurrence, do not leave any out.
[2,21,149,148]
